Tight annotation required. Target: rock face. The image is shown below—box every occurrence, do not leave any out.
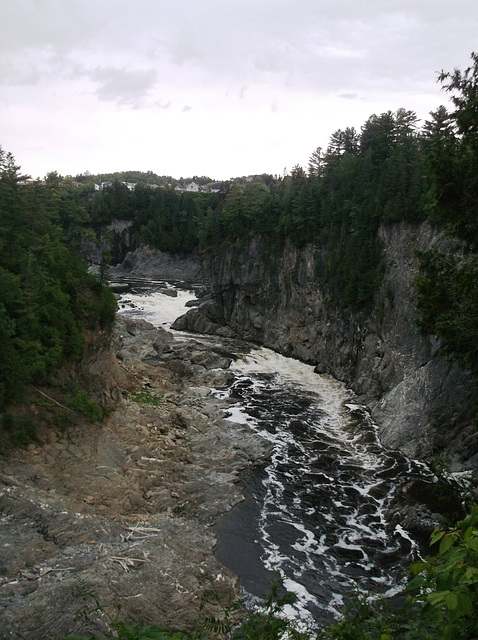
[176,222,477,468]
[0,316,269,639]
[83,219,135,266]
[116,245,207,284]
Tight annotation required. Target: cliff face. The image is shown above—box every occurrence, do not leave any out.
[189,222,476,467]
[0,316,267,639]
[118,245,207,283]
[82,219,135,266]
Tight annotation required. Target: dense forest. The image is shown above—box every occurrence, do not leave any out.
[0,149,117,427]
[63,54,478,380]
[1,53,478,421]
[0,53,478,640]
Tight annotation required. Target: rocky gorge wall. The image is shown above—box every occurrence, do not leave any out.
[0,314,269,638]
[175,222,477,469]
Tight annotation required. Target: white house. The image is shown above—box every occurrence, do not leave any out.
[175,181,204,192]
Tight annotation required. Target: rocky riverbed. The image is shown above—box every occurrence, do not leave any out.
[0,315,270,639]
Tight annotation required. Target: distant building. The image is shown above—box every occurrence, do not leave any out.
[175,181,206,193]
[95,180,137,191]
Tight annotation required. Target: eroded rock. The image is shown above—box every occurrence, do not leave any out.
[0,315,269,639]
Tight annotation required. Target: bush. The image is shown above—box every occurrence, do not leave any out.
[1,413,39,447]
[319,506,478,639]
[69,390,104,422]
[406,505,478,639]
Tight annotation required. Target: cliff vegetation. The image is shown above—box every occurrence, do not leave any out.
[1,51,478,640]
[67,55,478,388]
[0,149,117,447]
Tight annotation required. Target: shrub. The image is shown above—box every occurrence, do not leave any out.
[69,390,104,422]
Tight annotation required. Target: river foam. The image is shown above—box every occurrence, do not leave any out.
[114,277,427,630]
[214,347,425,628]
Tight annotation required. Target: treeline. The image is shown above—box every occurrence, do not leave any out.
[414,54,478,378]
[69,107,427,310]
[87,182,224,254]
[77,54,478,377]
[0,151,117,411]
[2,52,478,398]
[71,107,443,311]
[74,170,220,189]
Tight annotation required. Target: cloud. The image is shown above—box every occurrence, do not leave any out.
[154,100,172,110]
[338,93,360,100]
[1,0,477,181]
[88,67,158,106]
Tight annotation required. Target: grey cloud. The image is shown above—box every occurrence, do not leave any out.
[1,0,477,118]
[154,100,172,110]
[239,85,248,100]
[338,93,360,100]
[0,61,40,86]
[0,0,105,56]
[3,0,476,102]
[89,67,158,106]
[182,105,192,113]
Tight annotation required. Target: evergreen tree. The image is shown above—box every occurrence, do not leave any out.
[0,147,116,407]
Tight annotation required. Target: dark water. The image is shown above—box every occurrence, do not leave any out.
[211,358,431,630]
[114,277,432,631]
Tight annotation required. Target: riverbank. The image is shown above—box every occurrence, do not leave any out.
[0,315,270,639]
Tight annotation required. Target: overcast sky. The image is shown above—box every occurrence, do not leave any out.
[1,1,477,180]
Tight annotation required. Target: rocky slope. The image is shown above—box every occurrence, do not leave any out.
[0,316,268,639]
[173,222,477,469]
[111,245,207,285]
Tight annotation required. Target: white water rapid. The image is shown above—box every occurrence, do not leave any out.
[115,277,430,630]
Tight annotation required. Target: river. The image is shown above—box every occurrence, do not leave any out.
[115,276,432,631]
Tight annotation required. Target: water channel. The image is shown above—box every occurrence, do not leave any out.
[115,276,432,630]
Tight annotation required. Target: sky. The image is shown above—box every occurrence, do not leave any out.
[1,1,477,181]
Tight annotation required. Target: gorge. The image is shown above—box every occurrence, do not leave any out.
[111,274,452,630]
[2,54,478,636]
[1,218,476,639]
[169,222,477,470]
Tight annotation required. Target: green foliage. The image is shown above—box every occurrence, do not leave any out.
[317,592,391,640]
[414,52,478,381]
[318,506,478,640]
[415,242,478,377]
[129,389,164,406]
[198,572,242,637]
[1,412,39,447]
[37,509,478,639]
[428,52,478,251]
[69,390,104,422]
[406,505,478,639]
[64,623,199,640]
[0,147,116,408]
[232,576,311,639]
[109,622,204,639]
[61,574,312,640]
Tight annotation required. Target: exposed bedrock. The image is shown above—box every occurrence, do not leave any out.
[173,222,477,468]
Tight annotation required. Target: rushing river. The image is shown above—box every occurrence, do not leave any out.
[115,277,431,630]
